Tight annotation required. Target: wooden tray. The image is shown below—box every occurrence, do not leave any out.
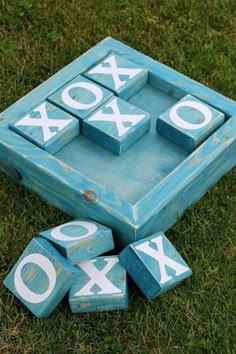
[0,37,235,246]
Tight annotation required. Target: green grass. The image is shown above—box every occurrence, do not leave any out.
[0,1,235,353]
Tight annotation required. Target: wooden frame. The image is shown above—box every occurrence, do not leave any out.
[0,37,235,246]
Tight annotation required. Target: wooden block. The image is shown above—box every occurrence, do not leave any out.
[39,218,114,264]
[156,94,225,152]
[119,232,192,299]
[82,97,151,155]
[48,75,113,121]
[3,237,78,318]
[9,101,79,154]
[69,256,128,313]
[84,52,148,100]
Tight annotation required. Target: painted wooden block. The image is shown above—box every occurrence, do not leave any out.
[3,237,78,318]
[84,52,148,100]
[9,101,79,154]
[156,94,225,152]
[82,97,151,155]
[39,218,114,263]
[69,256,128,313]
[1,38,235,247]
[48,75,113,122]
[119,232,192,299]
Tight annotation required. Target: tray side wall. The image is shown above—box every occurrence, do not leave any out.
[135,116,236,240]
[0,129,136,247]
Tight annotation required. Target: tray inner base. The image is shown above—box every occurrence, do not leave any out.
[55,84,189,204]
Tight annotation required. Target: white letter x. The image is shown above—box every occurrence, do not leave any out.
[88,98,145,137]
[75,258,121,296]
[15,102,73,142]
[88,54,143,90]
[135,236,188,284]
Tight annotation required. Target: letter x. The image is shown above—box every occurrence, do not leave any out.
[75,258,121,296]
[135,236,188,284]
[88,98,145,137]
[88,54,143,90]
[15,103,73,142]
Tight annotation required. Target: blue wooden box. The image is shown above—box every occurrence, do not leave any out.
[0,37,235,247]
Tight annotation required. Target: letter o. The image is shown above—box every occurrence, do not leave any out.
[61,82,103,110]
[170,100,212,130]
[14,254,56,303]
[51,221,98,241]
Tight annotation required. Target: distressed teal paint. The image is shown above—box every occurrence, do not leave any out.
[84,52,148,100]
[3,237,78,318]
[82,97,150,155]
[9,101,79,154]
[48,75,113,122]
[69,256,128,313]
[0,38,235,247]
[156,94,225,152]
[39,218,114,264]
[119,232,192,299]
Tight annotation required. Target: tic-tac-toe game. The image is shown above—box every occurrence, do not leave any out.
[1,37,236,319]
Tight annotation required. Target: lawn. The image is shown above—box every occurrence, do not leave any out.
[0,1,235,353]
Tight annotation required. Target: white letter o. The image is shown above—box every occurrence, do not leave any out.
[61,82,103,110]
[51,221,97,241]
[14,253,56,304]
[170,100,212,130]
